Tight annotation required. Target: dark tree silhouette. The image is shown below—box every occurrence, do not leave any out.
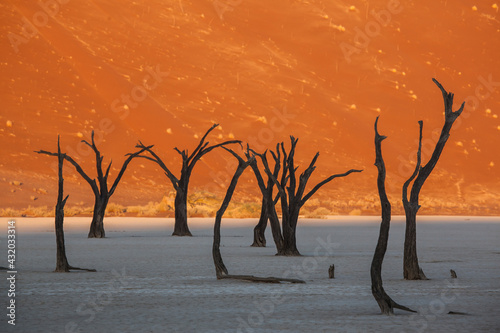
[370,117,415,314]
[36,137,95,272]
[402,78,464,280]
[256,136,362,256]
[136,124,240,236]
[38,131,151,238]
[212,147,304,283]
[246,144,283,248]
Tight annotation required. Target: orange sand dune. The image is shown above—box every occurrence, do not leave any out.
[1,0,499,215]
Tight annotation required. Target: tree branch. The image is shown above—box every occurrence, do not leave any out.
[407,79,465,205]
[188,140,241,174]
[402,121,423,206]
[109,144,153,197]
[301,169,363,206]
[135,142,180,190]
[187,123,219,165]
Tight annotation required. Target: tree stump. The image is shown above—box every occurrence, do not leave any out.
[328,265,335,279]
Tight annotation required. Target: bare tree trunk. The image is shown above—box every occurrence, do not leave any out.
[88,196,108,238]
[278,213,300,256]
[55,140,70,272]
[268,200,285,252]
[173,186,192,236]
[251,197,267,247]
[371,117,415,314]
[403,204,426,280]
[54,207,70,272]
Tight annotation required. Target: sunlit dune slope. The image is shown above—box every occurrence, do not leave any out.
[1,0,499,215]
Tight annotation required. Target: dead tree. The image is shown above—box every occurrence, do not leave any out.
[136,124,240,236]
[402,78,464,280]
[38,131,151,238]
[256,137,362,256]
[246,144,283,248]
[36,137,95,272]
[370,117,415,314]
[213,147,304,284]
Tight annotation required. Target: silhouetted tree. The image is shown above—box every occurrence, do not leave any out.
[246,144,283,248]
[370,117,414,314]
[39,131,151,238]
[402,78,464,280]
[36,137,95,272]
[212,147,304,283]
[136,124,240,236]
[256,136,362,255]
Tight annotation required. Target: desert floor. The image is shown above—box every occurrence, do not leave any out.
[1,216,499,332]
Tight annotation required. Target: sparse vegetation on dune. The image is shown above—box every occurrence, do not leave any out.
[2,193,499,218]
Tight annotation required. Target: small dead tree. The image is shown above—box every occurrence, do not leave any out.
[402,78,464,280]
[37,137,95,272]
[136,124,240,236]
[257,137,362,255]
[213,147,304,284]
[370,117,414,314]
[38,131,151,238]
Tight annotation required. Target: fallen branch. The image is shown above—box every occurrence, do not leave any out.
[218,274,304,284]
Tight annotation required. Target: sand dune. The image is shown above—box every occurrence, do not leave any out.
[1,1,499,215]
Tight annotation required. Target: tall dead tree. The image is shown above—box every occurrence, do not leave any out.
[36,137,95,272]
[257,136,362,255]
[213,147,304,283]
[136,124,240,236]
[402,78,464,280]
[39,131,151,238]
[370,117,415,314]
